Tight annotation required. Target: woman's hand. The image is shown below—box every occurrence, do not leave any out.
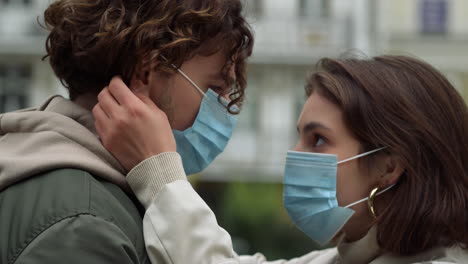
[92,76,176,172]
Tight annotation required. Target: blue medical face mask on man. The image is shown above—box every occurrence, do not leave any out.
[283,147,394,245]
[171,67,238,175]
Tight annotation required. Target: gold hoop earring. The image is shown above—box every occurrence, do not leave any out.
[368,187,379,219]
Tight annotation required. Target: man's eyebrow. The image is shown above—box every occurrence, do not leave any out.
[297,122,331,133]
[208,70,236,81]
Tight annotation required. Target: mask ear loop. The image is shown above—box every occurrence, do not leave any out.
[338,146,394,209]
[337,147,387,165]
[159,55,206,97]
[174,68,206,97]
[159,55,237,112]
[344,184,396,209]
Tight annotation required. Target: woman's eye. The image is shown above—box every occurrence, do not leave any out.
[314,136,326,147]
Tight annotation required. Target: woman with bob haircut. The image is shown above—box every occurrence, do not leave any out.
[94,55,468,263]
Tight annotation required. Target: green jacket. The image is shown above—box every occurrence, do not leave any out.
[0,96,151,263]
[0,169,150,264]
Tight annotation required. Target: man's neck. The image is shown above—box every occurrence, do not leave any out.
[73,93,98,111]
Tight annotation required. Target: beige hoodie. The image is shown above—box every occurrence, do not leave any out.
[0,95,128,191]
[126,153,468,264]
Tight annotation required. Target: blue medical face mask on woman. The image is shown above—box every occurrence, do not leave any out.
[283,148,394,245]
[172,68,238,175]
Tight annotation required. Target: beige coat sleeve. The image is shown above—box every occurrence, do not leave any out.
[126,153,339,264]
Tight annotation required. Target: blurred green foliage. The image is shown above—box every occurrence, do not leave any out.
[193,180,326,261]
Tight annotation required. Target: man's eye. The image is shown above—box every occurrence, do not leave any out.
[209,85,223,92]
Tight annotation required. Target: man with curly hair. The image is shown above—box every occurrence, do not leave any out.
[0,0,253,263]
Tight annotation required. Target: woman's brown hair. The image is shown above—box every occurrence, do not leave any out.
[43,0,253,110]
[306,55,468,255]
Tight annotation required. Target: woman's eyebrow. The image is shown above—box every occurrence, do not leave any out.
[297,122,331,133]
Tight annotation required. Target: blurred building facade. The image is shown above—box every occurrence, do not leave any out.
[206,0,378,181]
[0,0,64,113]
[207,0,468,182]
[1,0,466,182]
[377,0,468,100]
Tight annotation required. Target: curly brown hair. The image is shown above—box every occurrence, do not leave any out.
[43,0,254,110]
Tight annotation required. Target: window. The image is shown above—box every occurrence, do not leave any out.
[299,0,330,18]
[0,64,31,113]
[420,0,448,34]
[0,0,33,6]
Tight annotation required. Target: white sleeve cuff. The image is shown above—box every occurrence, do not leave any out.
[127,152,187,208]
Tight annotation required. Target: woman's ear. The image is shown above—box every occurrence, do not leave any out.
[379,154,405,187]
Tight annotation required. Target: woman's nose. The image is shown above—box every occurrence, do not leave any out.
[292,141,303,152]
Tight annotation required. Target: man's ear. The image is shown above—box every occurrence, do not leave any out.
[379,154,405,188]
[130,66,150,96]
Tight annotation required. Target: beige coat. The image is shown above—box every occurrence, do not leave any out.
[126,153,468,264]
